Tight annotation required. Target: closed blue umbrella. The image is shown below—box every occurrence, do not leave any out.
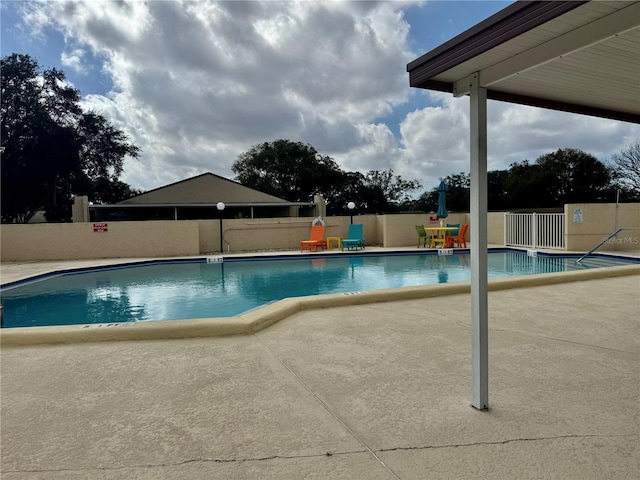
[437,180,448,220]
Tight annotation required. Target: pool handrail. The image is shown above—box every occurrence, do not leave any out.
[576,228,625,264]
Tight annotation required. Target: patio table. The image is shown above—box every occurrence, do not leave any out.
[424,226,458,248]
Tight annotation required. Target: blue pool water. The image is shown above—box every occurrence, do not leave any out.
[1,250,637,328]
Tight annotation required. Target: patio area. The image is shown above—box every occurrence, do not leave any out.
[1,260,638,479]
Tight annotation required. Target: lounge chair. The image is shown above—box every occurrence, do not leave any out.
[415,225,429,247]
[300,225,327,252]
[446,224,468,248]
[341,224,365,251]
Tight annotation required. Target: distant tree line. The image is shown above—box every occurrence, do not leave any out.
[411,146,639,213]
[235,140,639,215]
[1,54,140,223]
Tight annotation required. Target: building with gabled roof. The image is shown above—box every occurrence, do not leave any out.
[75,172,320,222]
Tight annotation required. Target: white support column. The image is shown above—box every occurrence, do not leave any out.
[469,74,489,410]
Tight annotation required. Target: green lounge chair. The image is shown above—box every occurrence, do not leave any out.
[341,224,365,251]
[415,225,429,247]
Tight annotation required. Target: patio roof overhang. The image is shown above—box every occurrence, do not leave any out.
[407,0,640,410]
[407,0,640,124]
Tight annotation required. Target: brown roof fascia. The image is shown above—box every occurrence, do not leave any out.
[487,91,640,124]
[417,79,640,124]
[417,80,453,94]
[407,1,588,87]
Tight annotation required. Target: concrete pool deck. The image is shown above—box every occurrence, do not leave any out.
[1,249,639,478]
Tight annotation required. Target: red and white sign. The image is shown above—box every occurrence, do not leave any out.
[93,223,108,232]
[429,216,439,224]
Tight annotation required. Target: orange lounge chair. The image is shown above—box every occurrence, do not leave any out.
[300,225,327,252]
[446,224,468,248]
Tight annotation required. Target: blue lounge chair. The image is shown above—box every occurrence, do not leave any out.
[341,224,365,251]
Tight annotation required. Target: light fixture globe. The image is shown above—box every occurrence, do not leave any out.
[347,201,356,224]
[216,202,225,211]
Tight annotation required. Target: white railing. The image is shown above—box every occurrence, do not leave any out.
[504,213,565,249]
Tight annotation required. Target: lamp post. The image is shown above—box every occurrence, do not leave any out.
[216,202,225,252]
[347,201,355,224]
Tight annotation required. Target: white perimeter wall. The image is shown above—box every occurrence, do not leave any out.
[2,204,637,262]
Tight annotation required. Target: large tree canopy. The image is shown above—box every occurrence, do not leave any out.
[506,148,612,208]
[232,139,421,214]
[232,140,345,203]
[1,53,140,223]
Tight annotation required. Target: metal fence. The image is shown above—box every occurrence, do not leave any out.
[504,213,565,249]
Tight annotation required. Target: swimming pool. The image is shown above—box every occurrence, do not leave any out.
[1,250,638,328]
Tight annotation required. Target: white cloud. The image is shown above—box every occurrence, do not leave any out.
[14,0,640,196]
[399,93,471,185]
[60,47,87,74]
[399,92,640,191]
[20,0,416,192]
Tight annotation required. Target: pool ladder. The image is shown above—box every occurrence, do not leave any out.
[576,228,624,264]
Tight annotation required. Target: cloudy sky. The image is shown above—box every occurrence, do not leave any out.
[2,0,639,196]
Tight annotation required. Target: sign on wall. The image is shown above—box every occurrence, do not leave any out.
[572,209,583,224]
[93,223,108,232]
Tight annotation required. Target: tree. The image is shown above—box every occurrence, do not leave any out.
[89,178,142,204]
[412,188,438,213]
[1,54,76,222]
[536,148,611,204]
[72,112,140,209]
[329,171,368,215]
[608,143,640,200]
[487,170,509,211]
[503,149,612,208]
[232,139,346,203]
[504,161,548,209]
[442,172,470,212]
[335,170,422,215]
[412,173,469,213]
[363,170,421,210]
[1,53,140,223]
[233,140,422,215]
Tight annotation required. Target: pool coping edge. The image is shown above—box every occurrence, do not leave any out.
[2,264,639,347]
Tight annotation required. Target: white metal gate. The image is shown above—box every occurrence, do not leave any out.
[504,213,565,249]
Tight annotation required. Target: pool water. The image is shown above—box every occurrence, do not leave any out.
[1,251,637,328]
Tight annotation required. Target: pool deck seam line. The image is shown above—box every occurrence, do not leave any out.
[254,332,402,479]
